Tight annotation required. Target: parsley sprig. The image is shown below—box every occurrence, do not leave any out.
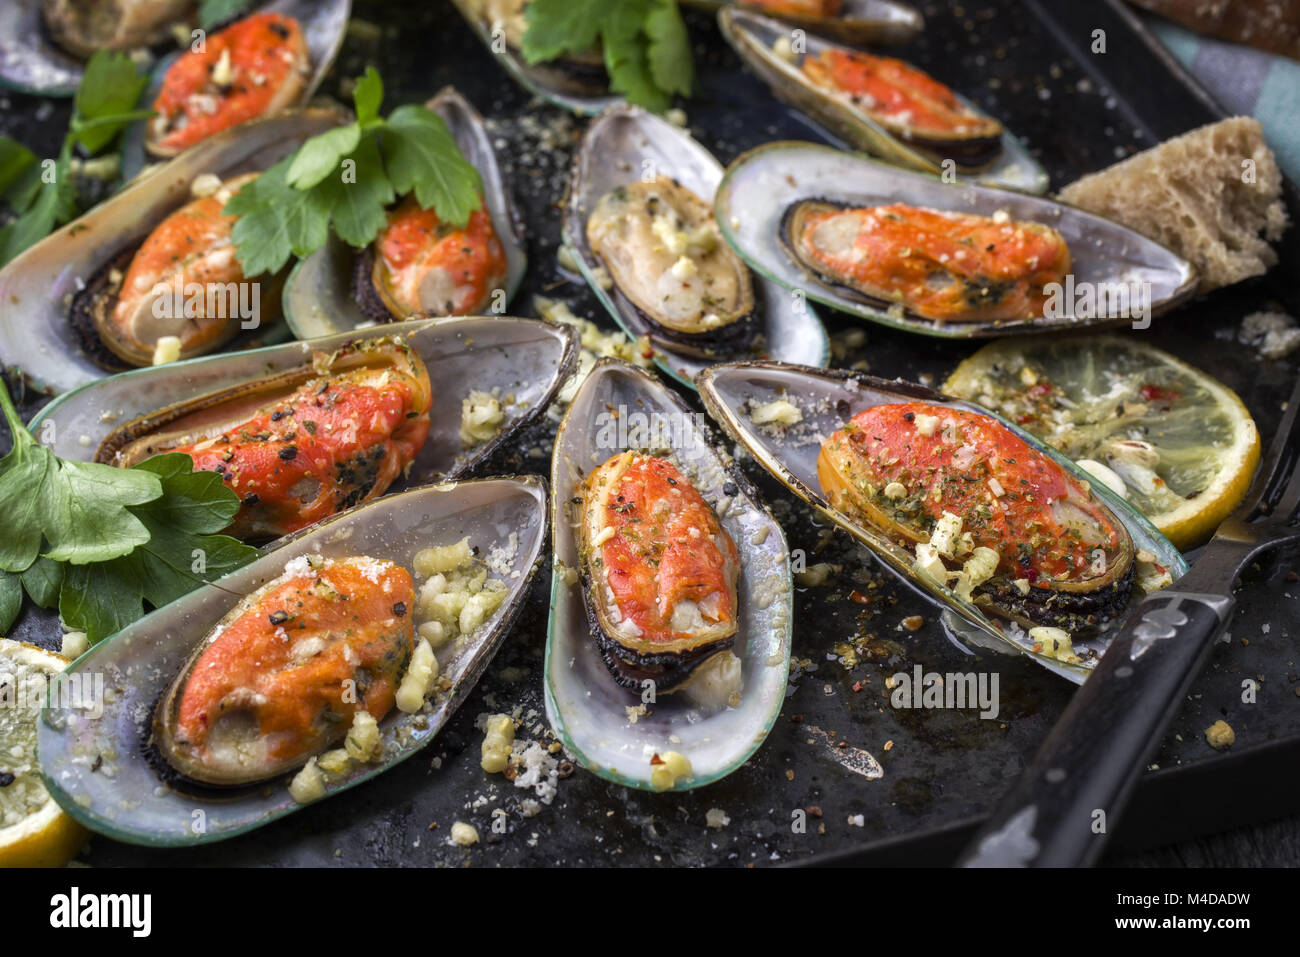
[0,379,257,643]
[225,67,484,276]
[0,52,152,267]
[521,0,694,113]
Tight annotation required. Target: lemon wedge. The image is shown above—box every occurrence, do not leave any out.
[0,640,88,867]
[945,336,1259,550]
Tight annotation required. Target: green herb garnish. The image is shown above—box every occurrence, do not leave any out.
[0,52,152,267]
[0,379,257,642]
[521,0,695,113]
[225,67,483,276]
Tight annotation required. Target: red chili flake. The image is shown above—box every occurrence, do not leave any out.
[849,589,872,605]
[649,753,665,765]
[1139,384,1180,402]
[1027,383,1053,397]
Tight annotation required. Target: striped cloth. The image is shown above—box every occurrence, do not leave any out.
[1146,15,1300,184]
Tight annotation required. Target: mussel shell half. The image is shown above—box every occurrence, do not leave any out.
[548,358,793,790]
[447,0,620,116]
[117,0,352,178]
[38,477,548,845]
[563,104,828,389]
[0,107,346,396]
[715,141,1199,340]
[281,87,527,340]
[696,360,1187,683]
[30,315,579,490]
[718,6,1047,194]
[682,0,923,45]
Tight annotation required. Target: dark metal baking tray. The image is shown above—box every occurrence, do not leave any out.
[3,0,1297,866]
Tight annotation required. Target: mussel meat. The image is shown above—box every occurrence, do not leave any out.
[146,10,311,157]
[354,194,509,321]
[577,451,740,691]
[781,200,1071,322]
[587,176,757,356]
[818,401,1134,633]
[70,172,280,369]
[97,335,432,540]
[42,0,193,59]
[153,553,415,786]
[800,48,1003,166]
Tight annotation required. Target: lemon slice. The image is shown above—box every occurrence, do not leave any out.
[0,640,88,867]
[944,335,1259,550]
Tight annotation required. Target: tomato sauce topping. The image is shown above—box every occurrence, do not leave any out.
[592,455,738,647]
[822,402,1125,584]
[174,558,414,766]
[175,358,431,539]
[795,203,1071,322]
[802,49,994,137]
[151,12,307,154]
[375,196,507,316]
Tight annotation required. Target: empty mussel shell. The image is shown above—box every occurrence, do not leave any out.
[695,360,1187,683]
[38,476,548,845]
[281,88,527,340]
[564,104,828,389]
[714,141,1198,339]
[719,6,1047,194]
[548,358,793,789]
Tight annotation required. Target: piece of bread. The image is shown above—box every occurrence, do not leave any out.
[1058,117,1288,291]
[1127,0,1300,61]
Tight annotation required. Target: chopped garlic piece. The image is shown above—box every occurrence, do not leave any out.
[750,398,803,427]
[480,713,515,774]
[152,335,182,365]
[650,751,692,791]
[1029,626,1075,661]
[395,637,438,713]
[670,255,698,281]
[460,389,505,446]
[929,511,963,558]
[450,821,479,846]
[883,481,906,499]
[344,710,382,763]
[289,757,326,803]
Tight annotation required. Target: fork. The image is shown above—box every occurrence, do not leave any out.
[958,371,1300,867]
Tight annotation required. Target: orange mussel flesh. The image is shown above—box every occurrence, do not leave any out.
[578,452,740,690]
[148,11,309,156]
[818,402,1133,631]
[155,555,414,786]
[782,201,1071,323]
